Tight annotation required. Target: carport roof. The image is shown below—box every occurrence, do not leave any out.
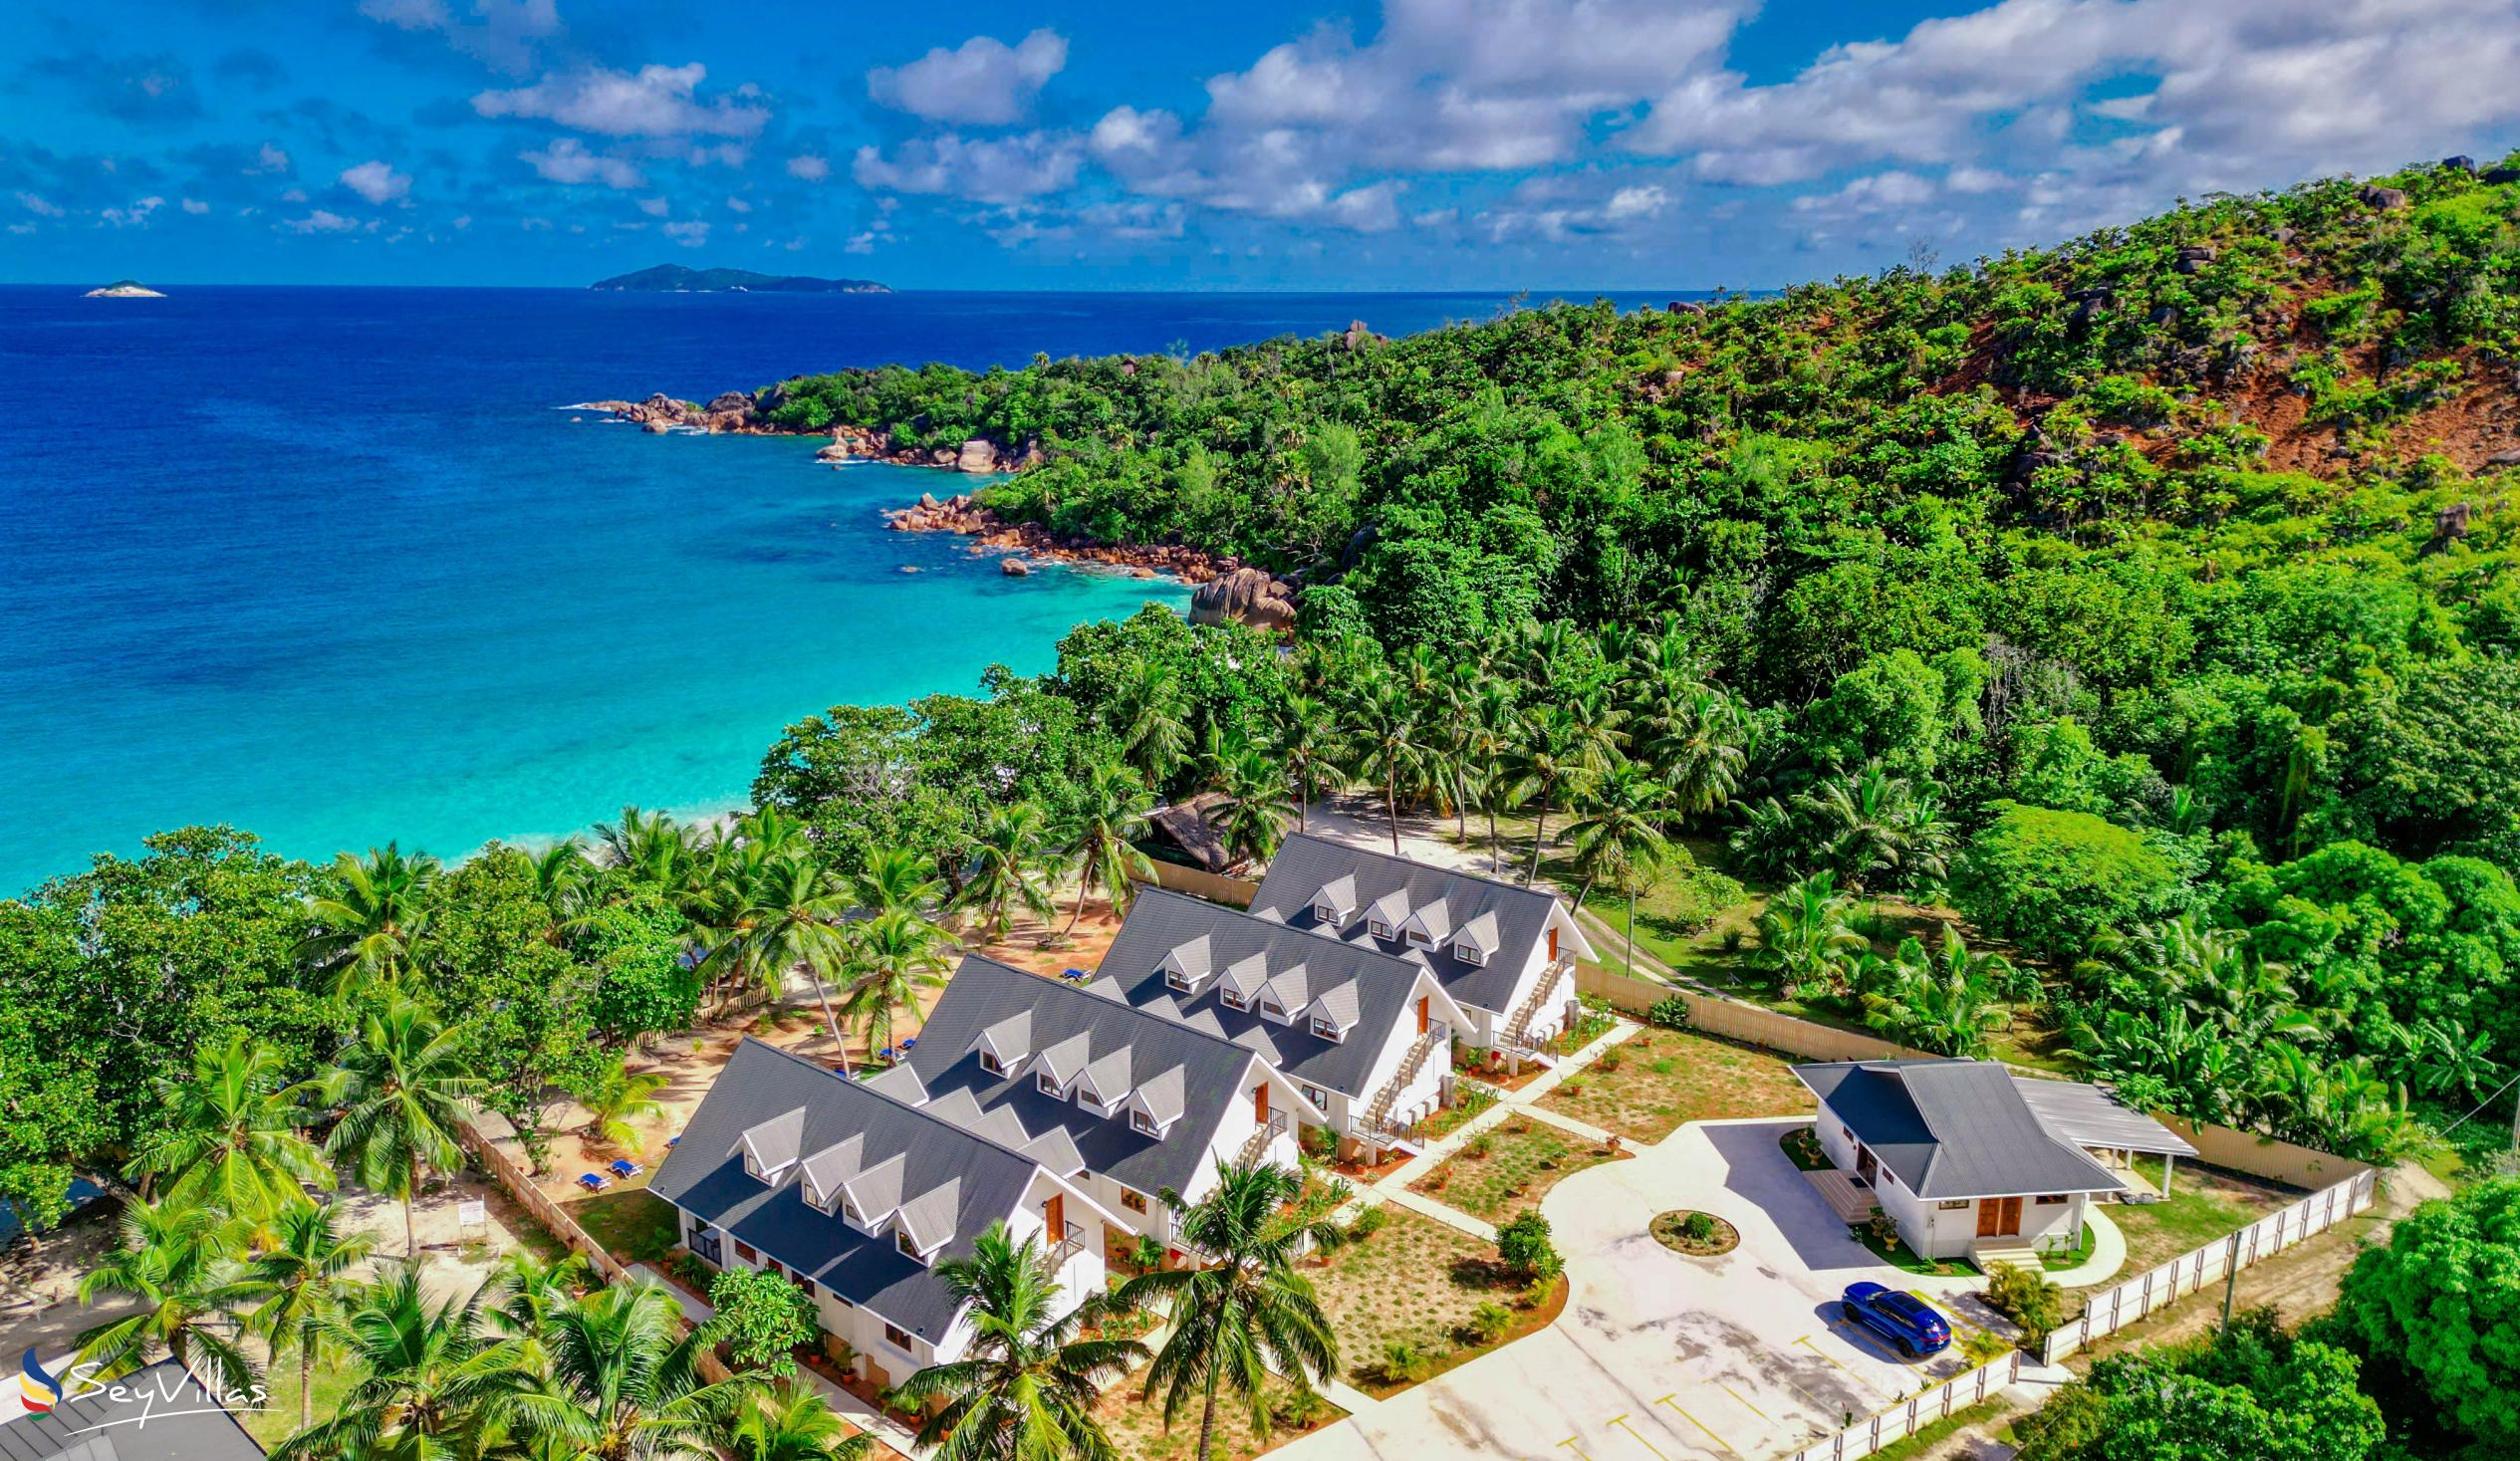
[2011,1076,2198,1157]
[1794,1059,2128,1200]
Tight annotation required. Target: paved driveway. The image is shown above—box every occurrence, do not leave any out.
[1280,1118,1994,1461]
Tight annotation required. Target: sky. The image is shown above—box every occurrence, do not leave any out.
[7,0,2520,291]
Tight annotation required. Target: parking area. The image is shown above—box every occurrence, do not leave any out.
[1279,1117,1998,1461]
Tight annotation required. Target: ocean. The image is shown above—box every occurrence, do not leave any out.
[0,285,1670,894]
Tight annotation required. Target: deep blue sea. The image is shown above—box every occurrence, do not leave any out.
[0,285,1675,895]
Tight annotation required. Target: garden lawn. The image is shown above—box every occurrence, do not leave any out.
[1306,1205,1549,1393]
[1408,1114,1624,1221]
[568,1188,682,1266]
[2107,1156,2301,1275]
[1538,1026,1812,1141]
[1094,1374,1346,1461]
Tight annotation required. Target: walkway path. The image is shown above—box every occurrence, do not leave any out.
[2043,1205,2128,1289]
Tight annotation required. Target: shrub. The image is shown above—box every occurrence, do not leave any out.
[1348,1204,1389,1240]
[1465,1301,1515,1344]
[1681,1211,1718,1243]
[1986,1263,2066,1345]
[1466,1132,1495,1159]
[1645,994,1692,1030]
[1950,802,2187,963]
[1379,1340,1437,1384]
[1596,1048,1624,1073]
[704,1267,820,1376]
[1497,1211,1563,1281]
[1558,1076,1588,1096]
[1520,1275,1558,1309]
[1269,1386,1329,1429]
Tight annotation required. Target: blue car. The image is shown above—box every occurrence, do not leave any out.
[1842,1282,1951,1358]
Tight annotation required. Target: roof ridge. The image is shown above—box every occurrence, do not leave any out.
[1127,885,1431,981]
[957,952,1269,1067]
[1274,833,1558,903]
[734,1033,1048,1170]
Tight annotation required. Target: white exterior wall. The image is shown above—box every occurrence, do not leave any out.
[1461,902,1590,1051]
[1812,1099,2095,1260]
[1077,1058,1307,1254]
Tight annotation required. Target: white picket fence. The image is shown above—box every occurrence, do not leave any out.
[1785,1350,2021,1461]
[2041,1166,2381,1363]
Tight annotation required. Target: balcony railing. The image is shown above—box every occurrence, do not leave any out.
[1047,1218,1088,1267]
[688,1229,723,1265]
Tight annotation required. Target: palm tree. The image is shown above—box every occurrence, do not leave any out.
[239,1200,377,1430]
[298,842,440,991]
[74,1198,256,1398]
[724,1383,877,1461]
[1501,704,1605,885]
[1797,762,1948,894]
[483,1248,590,1349]
[1210,744,1296,864]
[704,848,856,1050]
[324,996,485,1260]
[127,1030,334,1222]
[956,803,1065,943]
[853,843,946,916]
[1109,658,1192,789]
[1345,676,1431,854]
[1860,931,2012,1057]
[1466,677,1519,871]
[600,805,714,915]
[508,1279,751,1460]
[1751,872,1867,1001]
[271,1264,532,1461]
[570,1056,670,1152]
[1558,758,1675,969]
[1644,688,1746,824]
[1277,694,1336,834]
[1059,759,1156,939]
[896,1223,1147,1461]
[840,906,954,1070]
[525,837,601,943]
[1119,1164,1343,1461]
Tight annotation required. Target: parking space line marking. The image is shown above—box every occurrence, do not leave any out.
[1651,1394,1737,1457]
[1557,1436,1594,1461]
[1713,1381,1770,1422]
[1796,1334,1891,1398]
[1606,1413,1674,1460]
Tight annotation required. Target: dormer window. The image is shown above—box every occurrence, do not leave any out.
[1310,1015,1343,1042]
[1078,1089,1106,1113]
[979,1051,1005,1076]
[896,1229,922,1260]
[1221,990,1247,1011]
[1132,1109,1158,1135]
[1455,943,1486,966]
[1367,920,1393,941]
[1166,966,1192,992]
[1405,928,1432,948]
[1312,900,1340,924]
[1261,1000,1285,1020]
[1037,1072,1063,1098]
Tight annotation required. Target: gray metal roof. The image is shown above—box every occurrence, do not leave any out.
[1098,888,1426,1096]
[2012,1077,2198,1158]
[0,1360,267,1461]
[905,955,1265,1199]
[650,1037,1044,1341]
[1250,835,1562,1015]
[1794,1060,2129,1200]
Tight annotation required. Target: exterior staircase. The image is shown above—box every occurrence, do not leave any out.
[1499,962,1571,1053]
[1970,1239,2043,1276]
[1362,1025,1447,1136]
[1236,1111,1291,1167]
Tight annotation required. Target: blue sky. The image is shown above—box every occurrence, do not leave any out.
[7,0,2520,290]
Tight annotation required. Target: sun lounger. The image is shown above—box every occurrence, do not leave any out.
[576,1172,608,1192]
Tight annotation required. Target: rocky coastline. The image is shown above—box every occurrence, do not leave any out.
[589,391,1300,631]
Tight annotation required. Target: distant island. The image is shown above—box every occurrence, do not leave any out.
[84,280,165,298]
[589,265,889,294]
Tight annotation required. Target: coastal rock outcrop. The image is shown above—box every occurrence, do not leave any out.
[957,438,1001,472]
[1188,567,1299,632]
[1000,557,1031,577]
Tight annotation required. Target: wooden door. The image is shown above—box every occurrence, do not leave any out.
[1547,926,1559,960]
[1856,1145,1878,1183]
[1416,995,1430,1035]
[1044,1192,1064,1243]
[1976,1197,2022,1238]
[1254,1083,1269,1124]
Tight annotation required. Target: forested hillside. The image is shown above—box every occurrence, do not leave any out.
[748,155,2520,1164]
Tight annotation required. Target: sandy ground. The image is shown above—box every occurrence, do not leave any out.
[1299,792,1551,881]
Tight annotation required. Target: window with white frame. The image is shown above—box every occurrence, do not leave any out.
[1455,943,1485,965]
[1221,990,1247,1011]
[1302,1084,1328,1108]
[1132,1109,1157,1135]
[895,1229,923,1260]
[979,1050,1005,1076]
[1037,1072,1062,1097]
[1367,920,1392,941]
[1312,901,1338,924]
[1309,1015,1342,1041]
[1405,928,1431,948]
[1260,1000,1284,1019]
[1165,966,1191,992]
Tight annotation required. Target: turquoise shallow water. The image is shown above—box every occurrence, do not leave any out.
[0,285,1674,894]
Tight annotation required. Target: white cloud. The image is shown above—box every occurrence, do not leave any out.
[786,153,831,181]
[725,195,752,213]
[474,64,766,137]
[102,196,165,227]
[16,192,63,217]
[1480,174,1673,241]
[663,219,709,247]
[180,197,209,214]
[360,0,559,73]
[521,137,644,188]
[281,209,360,234]
[250,142,292,175]
[869,29,1066,125]
[636,196,670,217]
[339,160,410,205]
[852,132,1084,206]
[1792,169,1937,214]
[844,230,880,254]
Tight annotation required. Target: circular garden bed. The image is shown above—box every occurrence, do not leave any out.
[1649,1209,1740,1257]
